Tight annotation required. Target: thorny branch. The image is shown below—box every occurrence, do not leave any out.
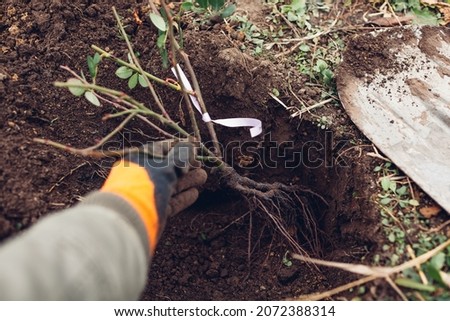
[160,0,202,142]
[112,6,172,121]
[159,0,222,158]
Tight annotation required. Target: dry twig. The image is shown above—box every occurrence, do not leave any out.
[291,238,450,300]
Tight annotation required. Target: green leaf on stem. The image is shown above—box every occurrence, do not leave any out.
[87,56,96,78]
[138,74,149,87]
[149,13,167,32]
[221,4,236,18]
[67,78,86,96]
[87,53,101,79]
[93,52,101,65]
[315,59,328,72]
[299,44,310,52]
[396,185,408,196]
[156,32,167,49]
[431,252,446,270]
[160,49,169,69]
[181,2,193,11]
[156,32,169,68]
[425,264,445,286]
[210,0,225,11]
[389,181,397,193]
[116,66,133,79]
[381,176,391,191]
[197,0,208,9]
[84,91,100,106]
[128,73,138,89]
[395,277,436,292]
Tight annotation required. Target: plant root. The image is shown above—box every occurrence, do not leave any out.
[220,166,325,257]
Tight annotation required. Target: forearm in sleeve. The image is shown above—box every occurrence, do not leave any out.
[0,192,150,300]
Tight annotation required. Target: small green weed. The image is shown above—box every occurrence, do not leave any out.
[294,33,343,90]
[396,244,450,300]
[279,0,311,29]
[373,0,444,25]
[233,15,286,55]
[233,15,266,54]
[87,53,101,80]
[315,115,332,129]
[375,162,420,210]
[373,161,450,299]
[181,0,236,20]
[282,250,293,267]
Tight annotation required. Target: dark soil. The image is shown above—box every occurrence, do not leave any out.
[338,27,417,82]
[1,0,386,300]
[338,25,450,84]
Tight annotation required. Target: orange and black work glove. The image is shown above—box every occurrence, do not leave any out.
[101,142,207,253]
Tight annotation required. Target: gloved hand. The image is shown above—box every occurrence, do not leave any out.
[101,141,207,252]
[165,167,208,217]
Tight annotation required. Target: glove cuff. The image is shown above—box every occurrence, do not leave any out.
[83,191,151,259]
[101,159,160,253]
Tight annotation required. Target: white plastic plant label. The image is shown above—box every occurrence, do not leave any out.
[171,64,263,137]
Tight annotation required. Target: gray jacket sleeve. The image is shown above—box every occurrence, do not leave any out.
[0,191,151,300]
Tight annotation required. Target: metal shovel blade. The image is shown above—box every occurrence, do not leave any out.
[337,26,450,213]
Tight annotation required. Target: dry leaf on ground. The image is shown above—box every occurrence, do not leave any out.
[369,15,413,26]
[419,205,443,218]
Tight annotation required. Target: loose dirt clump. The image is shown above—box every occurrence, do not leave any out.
[418,26,450,65]
[338,27,422,83]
